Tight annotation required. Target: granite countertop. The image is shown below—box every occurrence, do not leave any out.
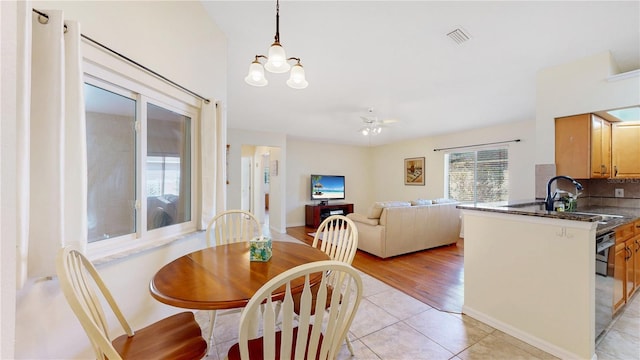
[457,200,640,236]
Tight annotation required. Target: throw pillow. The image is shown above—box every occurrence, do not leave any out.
[366,202,385,219]
[410,199,433,206]
[366,201,411,219]
[432,198,455,204]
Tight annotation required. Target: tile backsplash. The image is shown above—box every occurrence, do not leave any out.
[534,164,640,209]
[579,178,640,208]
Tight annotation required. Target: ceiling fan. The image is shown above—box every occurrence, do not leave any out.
[359,107,398,136]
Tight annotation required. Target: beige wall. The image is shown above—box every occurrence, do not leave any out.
[1,2,19,358]
[285,139,373,227]
[280,119,536,227]
[370,120,536,204]
[37,0,227,104]
[4,2,226,358]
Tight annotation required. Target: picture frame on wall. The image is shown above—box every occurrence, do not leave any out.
[404,157,425,186]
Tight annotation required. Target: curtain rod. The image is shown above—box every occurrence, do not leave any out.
[32,8,210,104]
[433,139,521,152]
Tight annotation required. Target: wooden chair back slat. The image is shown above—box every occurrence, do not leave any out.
[232,260,363,360]
[205,209,261,247]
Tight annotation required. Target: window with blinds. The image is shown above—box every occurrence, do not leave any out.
[446,148,509,204]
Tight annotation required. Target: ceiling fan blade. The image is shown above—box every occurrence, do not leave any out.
[360,116,377,123]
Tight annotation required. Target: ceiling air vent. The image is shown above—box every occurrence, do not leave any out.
[447,28,471,44]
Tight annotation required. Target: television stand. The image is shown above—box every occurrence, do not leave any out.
[305,203,354,228]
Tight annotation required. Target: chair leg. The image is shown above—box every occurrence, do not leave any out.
[345,334,355,356]
[207,310,217,355]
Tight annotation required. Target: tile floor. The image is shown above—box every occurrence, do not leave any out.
[199,232,640,360]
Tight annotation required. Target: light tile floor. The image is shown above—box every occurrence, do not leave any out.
[199,232,640,360]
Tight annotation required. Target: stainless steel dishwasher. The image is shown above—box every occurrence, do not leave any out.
[595,231,616,340]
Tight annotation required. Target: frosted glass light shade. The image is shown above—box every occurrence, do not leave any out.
[286,63,308,89]
[245,61,268,87]
[264,43,290,73]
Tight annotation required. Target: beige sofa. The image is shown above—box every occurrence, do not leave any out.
[346,200,461,258]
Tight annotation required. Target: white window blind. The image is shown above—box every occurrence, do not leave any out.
[446,148,509,204]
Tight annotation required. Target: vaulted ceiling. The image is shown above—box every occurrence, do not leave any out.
[202,1,640,146]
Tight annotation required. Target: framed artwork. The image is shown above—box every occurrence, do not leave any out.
[404,157,425,186]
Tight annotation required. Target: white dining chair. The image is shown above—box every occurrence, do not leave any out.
[275,214,359,354]
[205,209,262,247]
[306,214,359,354]
[225,260,363,360]
[56,245,207,360]
[204,209,262,349]
[311,214,359,265]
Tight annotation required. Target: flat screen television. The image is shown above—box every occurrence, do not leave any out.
[310,175,345,201]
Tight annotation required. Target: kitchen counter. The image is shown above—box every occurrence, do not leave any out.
[459,202,602,359]
[457,200,640,236]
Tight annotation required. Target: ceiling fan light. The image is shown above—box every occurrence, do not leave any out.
[286,63,308,89]
[374,126,382,135]
[360,127,370,136]
[264,43,291,73]
[244,60,268,86]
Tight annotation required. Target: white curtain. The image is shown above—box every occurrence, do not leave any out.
[200,100,227,229]
[18,9,87,282]
[215,101,227,215]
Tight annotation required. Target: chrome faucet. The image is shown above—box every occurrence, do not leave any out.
[545,175,583,211]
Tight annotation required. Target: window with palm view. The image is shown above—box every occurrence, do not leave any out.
[445,148,509,204]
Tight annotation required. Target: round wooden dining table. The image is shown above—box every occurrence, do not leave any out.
[149,241,330,311]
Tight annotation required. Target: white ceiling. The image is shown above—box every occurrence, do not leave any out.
[201,1,640,147]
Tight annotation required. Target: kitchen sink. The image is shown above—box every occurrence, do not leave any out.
[570,212,624,224]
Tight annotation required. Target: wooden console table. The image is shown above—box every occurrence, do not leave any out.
[305,203,354,228]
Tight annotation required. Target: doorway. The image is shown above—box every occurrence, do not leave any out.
[240,145,279,235]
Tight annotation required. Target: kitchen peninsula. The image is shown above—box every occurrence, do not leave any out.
[459,202,605,360]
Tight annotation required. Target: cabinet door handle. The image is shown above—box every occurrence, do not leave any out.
[614,165,618,177]
[636,240,640,253]
[626,247,633,260]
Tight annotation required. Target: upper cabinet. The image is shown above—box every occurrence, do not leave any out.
[612,122,640,178]
[591,115,612,178]
[555,114,611,179]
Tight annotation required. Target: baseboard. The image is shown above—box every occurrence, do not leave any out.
[462,305,592,360]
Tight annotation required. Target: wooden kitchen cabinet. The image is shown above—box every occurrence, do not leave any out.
[612,122,640,178]
[625,237,637,299]
[630,220,640,297]
[613,241,627,313]
[613,221,640,314]
[591,116,611,178]
[555,114,611,179]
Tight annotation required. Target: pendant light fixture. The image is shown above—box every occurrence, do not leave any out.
[244,0,308,89]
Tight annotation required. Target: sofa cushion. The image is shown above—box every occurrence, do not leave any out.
[367,201,411,219]
[410,199,433,206]
[347,213,379,226]
[432,198,456,204]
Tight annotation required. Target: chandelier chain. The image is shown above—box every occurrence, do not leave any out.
[274,0,280,43]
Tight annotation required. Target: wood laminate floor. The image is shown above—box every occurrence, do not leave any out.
[286,225,465,313]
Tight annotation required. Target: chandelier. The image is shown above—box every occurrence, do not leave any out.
[244,0,308,89]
